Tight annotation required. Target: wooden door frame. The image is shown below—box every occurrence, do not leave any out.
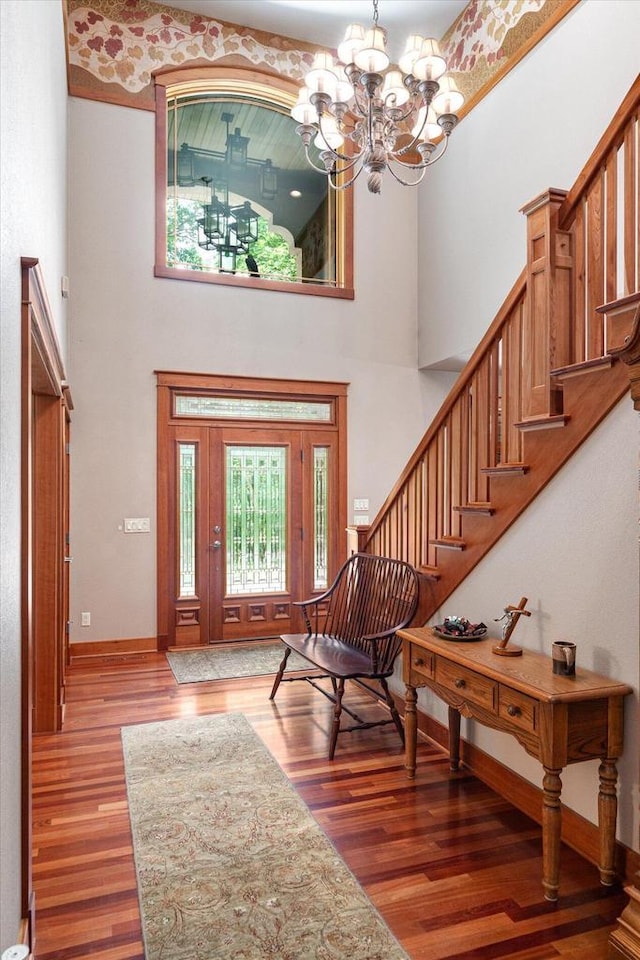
[21,258,71,950]
[155,371,348,649]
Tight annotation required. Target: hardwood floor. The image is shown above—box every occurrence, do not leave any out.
[32,652,624,959]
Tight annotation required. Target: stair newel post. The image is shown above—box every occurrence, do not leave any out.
[520,188,573,423]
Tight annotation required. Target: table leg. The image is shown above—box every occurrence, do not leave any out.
[542,766,563,901]
[598,758,619,886]
[448,706,461,772]
[404,684,417,779]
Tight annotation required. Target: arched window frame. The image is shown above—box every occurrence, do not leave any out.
[154,66,354,299]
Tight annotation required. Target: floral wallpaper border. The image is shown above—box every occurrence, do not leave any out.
[65,0,580,113]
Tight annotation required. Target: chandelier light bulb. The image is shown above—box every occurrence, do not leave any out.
[354,26,389,73]
[314,116,344,151]
[337,23,366,65]
[412,106,441,142]
[291,86,316,124]
[305,51,338,97]
[398,34,425,75]
[432,76,465,115]
[333,65,355,104]
[412,38,447,82]
[381,69,410,107]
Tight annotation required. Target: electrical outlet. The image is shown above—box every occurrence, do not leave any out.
[81,612,91,626]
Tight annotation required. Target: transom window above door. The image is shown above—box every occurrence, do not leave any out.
[155,70,354,299]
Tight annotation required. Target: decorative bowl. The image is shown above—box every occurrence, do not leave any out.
[433,616,487,642]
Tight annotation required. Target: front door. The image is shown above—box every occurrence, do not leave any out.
[157,373,347,647]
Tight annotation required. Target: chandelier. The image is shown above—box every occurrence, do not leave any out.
[176,113,277,273]
[291,0,464,194]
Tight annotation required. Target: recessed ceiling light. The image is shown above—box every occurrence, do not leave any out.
[290,189,302,198]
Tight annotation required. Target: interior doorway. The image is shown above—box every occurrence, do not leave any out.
[21,257,71,951]
[156,372,348,647]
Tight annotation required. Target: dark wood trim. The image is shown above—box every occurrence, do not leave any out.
[69,637,158,659]
[156,372,349,647]
[155,370,349,397]
[21,256,69,956]
[154,262,355,300]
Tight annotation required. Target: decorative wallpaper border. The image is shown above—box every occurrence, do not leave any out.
[65,0,580,114]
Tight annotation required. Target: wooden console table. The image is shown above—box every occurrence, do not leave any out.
[399,626,633,901]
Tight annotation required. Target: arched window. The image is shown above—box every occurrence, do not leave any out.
[155,68,353,299]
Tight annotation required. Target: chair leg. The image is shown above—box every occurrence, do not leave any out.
[328,677,345,760]
[380,677,405,745]
[269,646,291,700]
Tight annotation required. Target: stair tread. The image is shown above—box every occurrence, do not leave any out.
[481,463,529,476]
[514,414,569,431]
[551,356,614,379]
[428,537,466,550]
[453,503,495,516]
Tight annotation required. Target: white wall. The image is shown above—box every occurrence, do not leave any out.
[408,0,640,850]
[418,0,640,368]
[67,97,433,642]
[0,0,68,948]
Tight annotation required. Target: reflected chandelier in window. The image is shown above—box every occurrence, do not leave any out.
[177,113,277,272]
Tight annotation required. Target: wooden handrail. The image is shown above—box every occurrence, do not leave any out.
[367,269,527,541]
[363,78,638,607]
[558,73,640,229]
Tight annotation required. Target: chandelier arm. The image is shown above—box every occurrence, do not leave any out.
[350,83,374,120]
[390,134,449,170]
[332,152,363,175]
[385,160,428,188]
[316,111,358,164]
[303,143,362,179]
[327,158,365,191]
[392,108,432,158]
[302,143,333,174]
[382,99,416,127]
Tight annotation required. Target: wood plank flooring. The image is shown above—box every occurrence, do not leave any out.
[31,652,624,959]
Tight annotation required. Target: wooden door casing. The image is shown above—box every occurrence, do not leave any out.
[21,258,71,953]
[156,372,348,649]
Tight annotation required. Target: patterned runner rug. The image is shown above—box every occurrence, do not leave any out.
[121,713,410,960]
[166,642,310,683]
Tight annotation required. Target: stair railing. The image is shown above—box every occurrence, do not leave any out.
[363,76,639,584]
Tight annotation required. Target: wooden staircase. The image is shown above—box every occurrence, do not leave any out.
[360,76,640,626]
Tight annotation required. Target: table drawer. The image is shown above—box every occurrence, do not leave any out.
[408,644,435,680]
[498,686,538,735]
[436,657,497,712]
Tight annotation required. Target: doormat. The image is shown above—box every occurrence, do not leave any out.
[121,712,410,959]
[166,642,310,683]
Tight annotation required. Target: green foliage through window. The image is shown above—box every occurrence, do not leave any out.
[167,199,297,281]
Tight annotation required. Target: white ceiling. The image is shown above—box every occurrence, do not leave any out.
[160,1,468,58]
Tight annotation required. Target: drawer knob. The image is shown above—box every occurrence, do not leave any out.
[507,704,521,717]
[414,657,425,666]
[454,678,466,689]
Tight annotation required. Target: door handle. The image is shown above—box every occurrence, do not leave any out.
[210,540,222,549]
[64,556,73,563]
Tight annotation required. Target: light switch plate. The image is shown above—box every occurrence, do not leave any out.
[124,517,151,533]
[353,498,369,511]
